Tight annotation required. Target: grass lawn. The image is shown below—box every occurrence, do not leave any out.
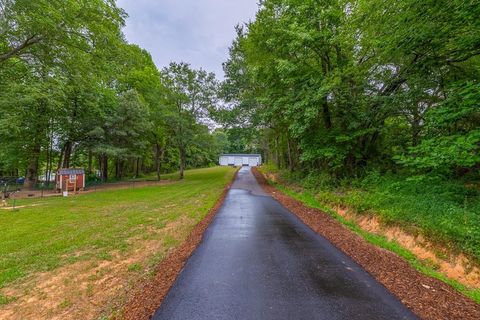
[0,166,236,290]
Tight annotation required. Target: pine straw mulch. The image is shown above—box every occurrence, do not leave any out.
[252,167,480,320]
[119,169,238,320]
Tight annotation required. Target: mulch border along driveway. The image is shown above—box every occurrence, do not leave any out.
[251,167,480,320]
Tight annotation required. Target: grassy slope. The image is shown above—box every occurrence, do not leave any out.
[0,166,235,289]
[259,165,480,303]
[318,175,480,261]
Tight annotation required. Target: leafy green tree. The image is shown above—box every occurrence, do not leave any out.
[91,89,150,181]
[0,0,127,187]
[0,0,125,64]
[0,1,225,188]
[396,82,480,174]
[221,0,480,180]
[160,62,218,179]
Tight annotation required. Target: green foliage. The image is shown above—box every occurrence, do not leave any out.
[346,174,480,261]
[159,62,220,178]
[0,0,126,64]
[396,82,480,174]
[220,0,480,179]
[0,1,224,183]
[94,89,150,160]
[127,263,142,273]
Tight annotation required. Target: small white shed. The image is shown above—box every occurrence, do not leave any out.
[219,154,262,167]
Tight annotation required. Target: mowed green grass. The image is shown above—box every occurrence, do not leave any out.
[0,166,235,289]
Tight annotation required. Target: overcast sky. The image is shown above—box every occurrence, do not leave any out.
[116,0,259,79]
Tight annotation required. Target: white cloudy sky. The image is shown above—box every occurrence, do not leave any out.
[116,0,259,78]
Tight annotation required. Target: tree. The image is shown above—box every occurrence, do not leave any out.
[91,90,150,181]
[220,0,480,180]
[0,0,127,187]
[0,1,225,188]
[160,62,218,179]
[0,0,125,64]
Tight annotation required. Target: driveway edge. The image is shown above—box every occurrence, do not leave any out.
[252,167,480,320]
[120,168,239,320]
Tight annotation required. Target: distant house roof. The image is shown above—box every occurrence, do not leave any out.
[57,168,85,175]
[220,154,261,157]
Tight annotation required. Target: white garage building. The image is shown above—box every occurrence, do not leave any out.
[219,154,262,167]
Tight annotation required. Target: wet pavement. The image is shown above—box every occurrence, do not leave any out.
[153,167,417,320]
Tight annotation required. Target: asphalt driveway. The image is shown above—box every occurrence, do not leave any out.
[153,167,417,320]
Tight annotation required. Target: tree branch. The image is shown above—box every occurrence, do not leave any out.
[0,34,43,63]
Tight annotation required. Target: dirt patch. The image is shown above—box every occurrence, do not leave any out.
[119,169,239,320]
[0,204,41,210]
[8,180,174,200]
[252,167,480,320]
[82,180,174,194]
[334,206,480,289]
[0,216,193,320]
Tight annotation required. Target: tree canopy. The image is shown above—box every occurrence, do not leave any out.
[0,0,226,186]
[219,0,480,179]
[1,0,479,187]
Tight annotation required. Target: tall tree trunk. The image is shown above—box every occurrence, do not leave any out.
[98,156,101,175]
[105,157,108,182]
[155,143,164,181]
[88,151,93,173]
[62,93,78,169]
[322,98,332,129]
[101,155,108,182]
[132,158,136,177]
[57,145,65,170]
[45,133,53,185]
[179,145,186,180]
[45,138,50,185]
[286,135,294,172]
[274,135,280,168]
[24,97,48,188]
[115,159,119,179]
[62,141,72,168]
[117,160,121,179]
[136,157,140,177]
[24,143,41,189]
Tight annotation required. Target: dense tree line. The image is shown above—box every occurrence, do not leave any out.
[0,0,226,187]
[221,0,480,179]
[2,0,479,188]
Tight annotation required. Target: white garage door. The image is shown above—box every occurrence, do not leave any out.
[234,157,243,166]
[242,157,249,166]
[228,156,235,165]
[248,157,258,167]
